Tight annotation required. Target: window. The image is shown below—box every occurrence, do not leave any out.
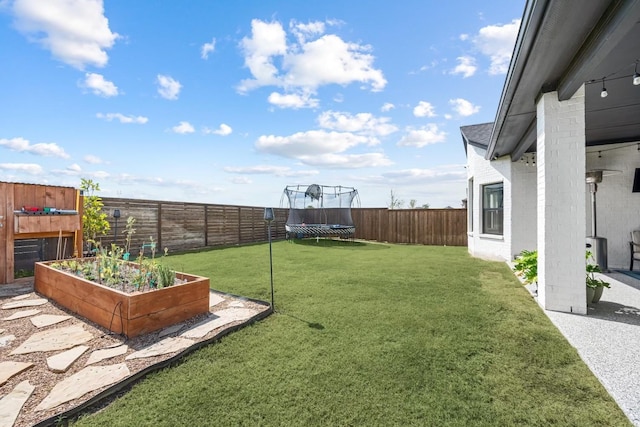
[482,182,503,235]
[468,178,473,232]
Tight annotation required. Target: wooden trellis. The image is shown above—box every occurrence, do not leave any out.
[0,182,82,284]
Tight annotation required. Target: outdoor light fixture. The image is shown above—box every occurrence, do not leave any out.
[633,62,640,85]
[600,78,608,98]
[264,207,275,311]
[113,209,121,244]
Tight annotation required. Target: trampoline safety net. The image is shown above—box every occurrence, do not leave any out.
[281,184,359,238]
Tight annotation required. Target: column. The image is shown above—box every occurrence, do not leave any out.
[536,86,586,314]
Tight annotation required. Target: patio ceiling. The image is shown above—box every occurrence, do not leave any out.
[486,0,640,161]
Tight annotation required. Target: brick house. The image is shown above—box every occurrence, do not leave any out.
[461,0,640,314]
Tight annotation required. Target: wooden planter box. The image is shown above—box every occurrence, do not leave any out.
[34,260,210,338]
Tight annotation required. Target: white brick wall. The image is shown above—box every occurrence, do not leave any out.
[537,88,586,314]
[585,142,640,269]
[511,159,537,257]
[466,144,512,261]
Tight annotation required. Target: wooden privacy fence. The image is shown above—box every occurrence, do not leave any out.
[351,208,467,246]
[99,198,288,253]
[99,198,467,253]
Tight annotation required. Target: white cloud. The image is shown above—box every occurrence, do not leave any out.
[450,56,477,78]
[172,121,195,134]
[397,124,447,148]
[203,123,232,136]
[0,137,69,158]
[224,165,318,177]
[317,111,397,136]
[380,166,466,183]
[283,34,386,91]
[255,129,388,169]
[413,101,436,118]
[473,19,520,75]
[201,37,216,59]
[449,98,480,116]
[82,73,118,97]
[238,20,287,92]
[237,19,386,108]
[290,20,325,44]
[10,0,118,69]
[268,91,319,109]
[256,130,374,158]
[68,163,81,172]
[381,103,395,112]
[83,154,104,164]
[157,74,182,100]
[0,162,43,174]
[231,176,252,184]
[459,34,469,41]
[96,112,148,124]
[297,152,392,169]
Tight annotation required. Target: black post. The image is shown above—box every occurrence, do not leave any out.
[113,209,121,245]
[264,207,275,310]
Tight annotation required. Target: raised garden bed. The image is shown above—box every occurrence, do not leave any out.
[34,260,210,338]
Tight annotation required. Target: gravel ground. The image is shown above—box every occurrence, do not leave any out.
[0,279,270,427]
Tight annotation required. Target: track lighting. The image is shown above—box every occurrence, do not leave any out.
[600,78,608,98]
[634,62,640,86]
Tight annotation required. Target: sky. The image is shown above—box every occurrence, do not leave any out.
[0,0,524,208]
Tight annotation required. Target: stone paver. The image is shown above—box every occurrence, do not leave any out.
[0,280,268,426]
[158,323,185,338]
[181,308,259,339]
[35,364,130,411]
[47,346,90,373]
[85,344,128,365]
[209,292,225,307]
[1,299,48,310]
[0,362,33,386]
[125,337,193,360]
[30,314,71,328]
[2,309,41,321]
[11,324,93,355]
[0,336,15,348]
[0,381,34,427]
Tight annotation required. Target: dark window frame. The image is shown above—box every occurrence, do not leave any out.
[482,182,503,235]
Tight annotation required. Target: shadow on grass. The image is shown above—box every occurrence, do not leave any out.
[280,311,325,330]
[289,238,390,250]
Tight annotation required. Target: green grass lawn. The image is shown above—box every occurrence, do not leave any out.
[74,240,630,426]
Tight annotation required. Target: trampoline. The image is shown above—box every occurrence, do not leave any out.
[281,184,360,239]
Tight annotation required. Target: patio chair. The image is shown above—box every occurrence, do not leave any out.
[630,230,640,271]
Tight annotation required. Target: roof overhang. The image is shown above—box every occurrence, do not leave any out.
[485,0,640,161]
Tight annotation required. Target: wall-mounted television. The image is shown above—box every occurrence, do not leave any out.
[633,168,640,193]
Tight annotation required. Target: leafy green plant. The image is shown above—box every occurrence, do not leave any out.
[513,250,538,284]
[586,251,610,289]
[80,178,110,254]
[123,216,136,259]
[157,263,176,289]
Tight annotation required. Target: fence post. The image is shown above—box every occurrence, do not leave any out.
[157,202,162,251]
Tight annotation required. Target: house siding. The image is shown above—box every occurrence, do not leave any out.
[585,142,640,269]
[466,144,512,261]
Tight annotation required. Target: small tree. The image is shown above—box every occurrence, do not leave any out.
[408,199,417,209]
[80,178,110,254]
[388,189,404,209]
[421,203,430,209]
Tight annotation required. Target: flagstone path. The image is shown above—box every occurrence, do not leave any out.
[0,282,270,427]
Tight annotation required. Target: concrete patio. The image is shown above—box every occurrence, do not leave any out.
[540,271,640,426]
